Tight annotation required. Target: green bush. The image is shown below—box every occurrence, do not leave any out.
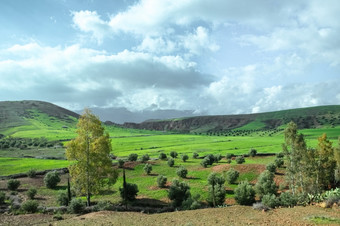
[274,158,284,168]
[276,152,284,158]
[57,191,69,206]
[167,157,175,167]
[7,179,20,191]
[157,175,167,188]
[249,148,257,157]
[226,153,234,159]
[170,151,178,158]
[205,154,215,165]
[176,166,188,178]
[279,191,297,207]
[128,153,138,161]
[168,179,191,207]
[234,181,255,205]
[200,158,209,168]
[159,153,167,160]
[44,171,61,189]
[141,154,150,163]
[261,194,280,208]
[27,187,37,200]
[0,192,5,205]
[225,168,239,184]
[119,183,139,201]
[94,200,112,211]
[181,154,189,162]
[27,169,37,178]
[214,154,222,163]
[181,194,201,210]
[226,159,232,164]
[143,163,152,175]
[266,163,277,173]
[192,152,199,159]
[255,170,277,199]
[68,198,85,214]
[118,159,125,168]
[21,200,39,213]
[235,156,245,164]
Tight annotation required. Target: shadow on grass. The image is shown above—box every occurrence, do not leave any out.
[148,173,159,177]
[54,185,67,191]
[133,197,168,208]
[225,189,234,195]
[185,176,200,180]
[99,190,117,195]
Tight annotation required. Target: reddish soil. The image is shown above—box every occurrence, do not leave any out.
[212,164,266,174]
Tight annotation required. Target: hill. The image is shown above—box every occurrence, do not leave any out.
[122,105,340,133]
[0,100,79,139]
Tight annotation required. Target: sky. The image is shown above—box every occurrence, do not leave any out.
[1,0,340,117]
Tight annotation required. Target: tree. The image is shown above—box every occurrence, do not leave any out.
[255,170,277,199]
[335,137,340,184]
[207,173,226,207]
[66,109,117,206]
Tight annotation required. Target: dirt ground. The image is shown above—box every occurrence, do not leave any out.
[0,205,339,226]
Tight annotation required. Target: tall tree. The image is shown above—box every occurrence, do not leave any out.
[66,109,117,206]
[334,136,340,184]
[316,133,336,189]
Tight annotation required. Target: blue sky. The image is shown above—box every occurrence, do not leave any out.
[1,0,339,115]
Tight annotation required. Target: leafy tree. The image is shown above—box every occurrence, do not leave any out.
[249,148,257,157]
[234,181,255,205]
[157,175,167,188]
[119,183,139,201]
[335,137,340,184]
[274,157,284,168]
[27,187,37,199]
[170,151,178,158]
[159,152,167,160]
[181,154,189,162]
[128,153,138,161]
[168,179,191,207]
[141,154,150,163]
[66,109,118,206]
[266,163,277,173]
[192,152,199,159]
[167,157,175,167]
[7,179,20,191]
[235,156,245,164]
[143,163,152,175]
[207,173,226,206]
[44,171,61,189]
[176,166,188,178]
[225,168,239,184]
[214,154,222,163]
[255,170,277,199]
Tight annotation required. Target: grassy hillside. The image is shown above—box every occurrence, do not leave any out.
[123,105,340,133]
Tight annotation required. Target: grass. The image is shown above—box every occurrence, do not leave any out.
[307,216,340,224]
[0,157,69,176]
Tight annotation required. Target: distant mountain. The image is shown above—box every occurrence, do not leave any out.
[122,105,340,134]
[76,107,199,124]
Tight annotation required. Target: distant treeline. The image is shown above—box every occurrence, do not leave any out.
[0,137,63,149]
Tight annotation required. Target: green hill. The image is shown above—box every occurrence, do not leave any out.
[0,100,79,140]
[123,105,340,134]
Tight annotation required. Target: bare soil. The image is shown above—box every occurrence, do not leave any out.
[1,205,339,226]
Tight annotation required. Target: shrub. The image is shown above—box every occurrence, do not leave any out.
[274,158,284,168]
[235,156,245,164]
[234,181,255,205]
[279,191,297,207]
[325,195,340,208]
[7,179,20,191]
[57,191,69,206]
[143,163,152,175]
[94,200,112,211]
[128,153,138,161]
[167,157,175,167]
[226,159,232,164]
[200,158,209,168]
[192,152,199,159]
[255,170,277,199]
[266,163,277,173]
[205,154,215,165]
[170,151,178,158]
[157,175,167,188]
[68,198,85,214]
[176,166,188,178]
[141,154,150,163]
[21,200,39,213]
[27,187,37,200]
[0,192,5,205]
[276,152,284,158]
[225,168,239,184]
[118,159,125,168]
[168,179,191,207]
[261,194,280,208]
[181,194,201,210]
[27,169,37,178]
[214,154,222,163]
[159,153,167,160]
[249,148,257,157]
[119,183,139,201]
[181,154,189,162]
[226,153,234,159]
[44,171,61,189]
